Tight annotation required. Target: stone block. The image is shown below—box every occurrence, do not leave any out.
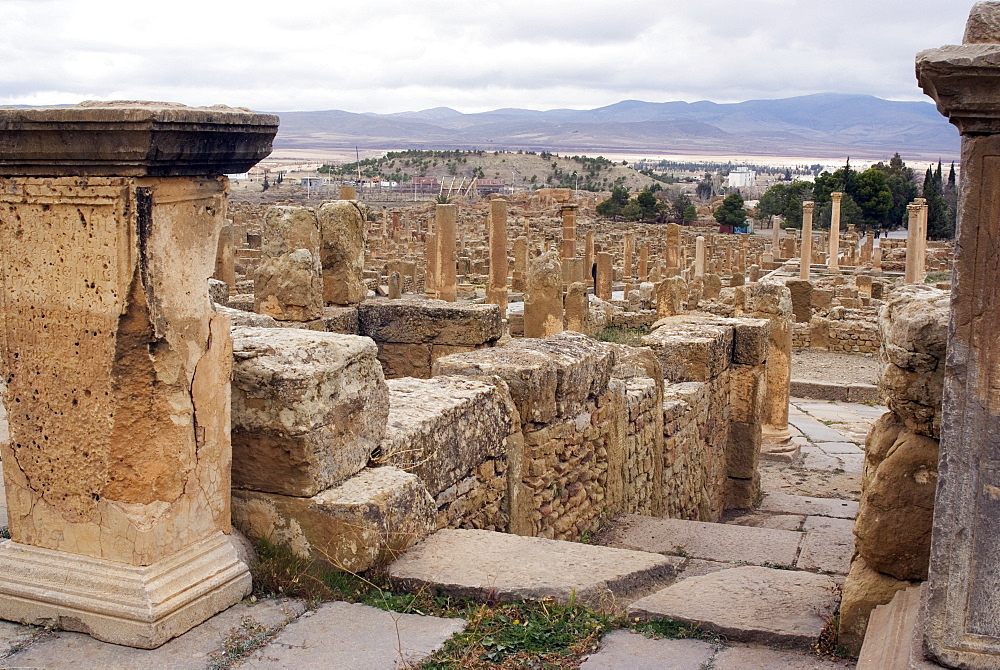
[854,427,938,581]
[643,317,734,382]
[358,297,502,345]
[377,343,433,379]
[729,364,766,425]
[321,305,359,334]
[389,529,679,607]
[380,376,517,497]
[434,346,558,425]
[838,556,914,657]
[730,319,771,365]
[507,331,616,414]
[725,475,759,510]
[318,201,366,306]
[232,466,435,573]
[254,248,323,322]
[231,327,388,497]
[727,421,762,480]
[628,566,839,649]
[786,279,814,323]
[216,304,280,328]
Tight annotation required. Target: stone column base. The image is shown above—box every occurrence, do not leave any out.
[761,425,800,462]
[0,532,251,649]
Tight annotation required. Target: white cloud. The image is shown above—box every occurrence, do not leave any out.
[0,0,971,112]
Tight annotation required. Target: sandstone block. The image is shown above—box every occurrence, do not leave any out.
[643,317,733,382]
[507,331,616,415]
[730,319,771,365]
[838,555,914,657]
[321,305,359,334]
[231,327,388,497]
[377,343,432,379]
[318,201,366,306]
[434,346,558,424]
[232,466,434,573]
[358,297,502,345]
[380,375,516,498]
[216,304,280,328]
[854,427,939,581]
[254,248,323,321]
[786,279,813,323]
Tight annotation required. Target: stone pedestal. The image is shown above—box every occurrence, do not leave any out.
[435,204,458,302]
[524,251,563,338]
[0,102,278,647]
[512,235,528,293]
[905,202,925,284]
[596,252,613,300]
[560,204,577,261]
[694,236,706,278]
[917,10,1000,667]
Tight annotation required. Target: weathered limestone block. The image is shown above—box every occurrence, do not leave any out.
[642,317,733,382]
[524,250,564,338]
[231,327,388,497]
[878,285,949,438]
[254,206,323,321]
[507,331,617,417]
[786,279,813,323]
[838,555,915,657]
[729,319,770,366]
[434,346,558,424]
[216,304,280,328]
[358,298,502,345]
[854,426,939,581]
[655,277,687,318]
[232,466,434,573]
[322,305,360,335]
[380,376,518,530]
[209,278,230,306]
[318,200,366,306]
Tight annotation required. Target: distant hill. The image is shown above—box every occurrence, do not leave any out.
[272,93,960,160]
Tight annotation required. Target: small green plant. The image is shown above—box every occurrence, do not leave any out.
[761,562,794,570]
[924,271,950,284]
[594,326,649,347]
[672,545,690,558]
[0,526,9,539]
[435,194,452,204]
[249,535,370,602]
[630,616,720,643]
[209,615,272,670]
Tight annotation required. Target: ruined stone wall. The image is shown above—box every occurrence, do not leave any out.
[434,332,622,541]
[378,376,519,532]
[838,285,948,655]
[642,315,769,520]
[358,298,503,378]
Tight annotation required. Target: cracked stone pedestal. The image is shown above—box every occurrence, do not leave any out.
[916,6,1000,668]
[0,102,278,648]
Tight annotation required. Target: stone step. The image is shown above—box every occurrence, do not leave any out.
[388,528,681,607]
[857,585,942,669]
[627,566,840,650]
[239,601,465,669]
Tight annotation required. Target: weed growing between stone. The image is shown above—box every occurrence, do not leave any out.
[250,536,373,602]
[593,326,649,347]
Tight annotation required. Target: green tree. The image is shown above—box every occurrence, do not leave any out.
[622,200,643,221]
[636,189,659,220]
[695,179,713,201]
[852,168,893,231]
[596,186,630,219]
[682,205,698,223]
[714,192,748,227]
[923,166,954,240]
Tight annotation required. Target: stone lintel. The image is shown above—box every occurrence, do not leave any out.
[0,533,250,649]
[0,102,278,176]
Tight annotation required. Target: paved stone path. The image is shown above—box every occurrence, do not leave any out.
[788,397,886,474]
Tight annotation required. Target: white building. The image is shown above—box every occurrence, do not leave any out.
[727,167,756,189]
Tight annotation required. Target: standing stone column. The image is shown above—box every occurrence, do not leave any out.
[829,192,843,271]
[214,221,236,288]
[771,218,782,259]
[512,235,528,292]
[917,13,1000,665]
[584,230,596,284]
[318,200,366,306]
[905,202,924,283]
[623,232,636,281]
[596,251,613,300]
[694,236,706,277]
[639,244,649,281]
[665,223,681,274]
[255,206,323,321]
[339,184,357,200]
[424,231,439,299]
[0,102,277,647]
[524,250,563,338]
[488,198,509,318]
[800,201,815,280]
[747,281,794,451]
[435,203,458,302]
[560,204,578,260]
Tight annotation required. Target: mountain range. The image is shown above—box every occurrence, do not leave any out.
[271,93,960,161]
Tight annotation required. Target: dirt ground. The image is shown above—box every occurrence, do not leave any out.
[760,462,864,501]
[791,349,880,386]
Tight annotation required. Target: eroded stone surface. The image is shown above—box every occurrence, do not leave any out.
[318,201,366,306]
[231,327,388,497]
[628,566,839,649]
[233,466,434,573]
[254,206,323,322]
[758,493,858,519]
[580,631,715,669]
[389,529,680,607]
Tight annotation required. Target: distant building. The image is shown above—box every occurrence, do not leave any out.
[299,177,324,188]
[474,178,506,194]
[727,168,756,189]
[410,176,440,194]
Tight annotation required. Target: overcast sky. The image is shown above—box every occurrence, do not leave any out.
[0,0,973,114]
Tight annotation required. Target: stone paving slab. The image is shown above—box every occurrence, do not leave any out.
[802,448,847,472]
[815,442,864,455]
[4,598,306,670]
[628,566,840,650]
[788,416,850,443]
[759,493,858,519]
[389,529,681,607]
[602,515,801,567]
[798,517,856,576]
[241,601,465,669]
[580,631,716,669]
[675,558,732,580]
[0,619,40,657]
[725,510,806,531]
[714,644,855,668]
